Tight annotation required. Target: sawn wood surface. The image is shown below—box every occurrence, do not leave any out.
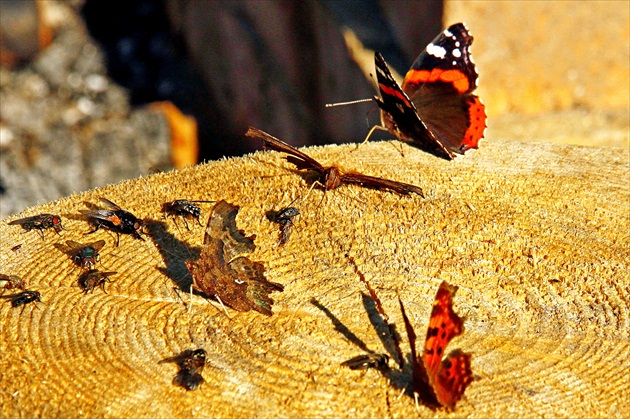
[1,139,628,418]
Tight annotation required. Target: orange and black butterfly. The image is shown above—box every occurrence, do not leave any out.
[399,282,473,409]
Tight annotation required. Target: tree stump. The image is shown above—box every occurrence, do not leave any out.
[1,139,628,417]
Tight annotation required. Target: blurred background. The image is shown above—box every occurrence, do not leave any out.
[1,0,628,218]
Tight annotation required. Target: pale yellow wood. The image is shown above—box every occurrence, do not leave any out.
[1,139,628,418]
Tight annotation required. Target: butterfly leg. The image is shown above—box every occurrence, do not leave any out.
[413,392,421,413]
[212,294,231,318]
[301,180,318,204]
[394,386,407,402]
[188,285,194,315]
[352,124,390,153]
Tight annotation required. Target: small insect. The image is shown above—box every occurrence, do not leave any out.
[341,353,390,371]
[266,206,300,246]
[8,213,64,240]
[11,244,22,252]
[0,274,26,293]
[55,240,106,269]
[162,199,215,230]
[246,127,424,196]
[0,290,41,308]
[80,198,144,246]
[160,349,207,391]
[78,269,116,294]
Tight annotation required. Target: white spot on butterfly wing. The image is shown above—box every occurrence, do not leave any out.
[452,49,462,58]
[427,43,447,59]
[444,28,453,37]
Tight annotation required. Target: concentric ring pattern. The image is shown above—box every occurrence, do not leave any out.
[1,140,628,417]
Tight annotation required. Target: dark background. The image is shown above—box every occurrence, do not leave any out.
[81,0,443,161]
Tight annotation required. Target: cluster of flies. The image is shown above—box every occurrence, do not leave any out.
[3,127,427,392]
[4,198,216,305]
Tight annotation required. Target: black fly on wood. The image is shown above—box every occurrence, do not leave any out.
[80,198,144,246]
[8,214,64,240]
[162,199,215,230]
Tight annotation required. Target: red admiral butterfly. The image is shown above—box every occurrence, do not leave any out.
[374,23,486,160]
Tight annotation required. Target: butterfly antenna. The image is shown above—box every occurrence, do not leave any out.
[296,181,319,207]
[324,98,373,108]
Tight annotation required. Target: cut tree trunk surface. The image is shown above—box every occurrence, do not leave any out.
[0,139,628,418]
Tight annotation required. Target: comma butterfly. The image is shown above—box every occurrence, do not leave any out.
[399,281,473,409]
[185,200,284,316]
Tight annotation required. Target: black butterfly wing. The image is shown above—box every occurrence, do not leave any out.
[374,52,454,160]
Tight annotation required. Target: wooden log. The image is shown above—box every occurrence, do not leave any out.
[1,139,628,417]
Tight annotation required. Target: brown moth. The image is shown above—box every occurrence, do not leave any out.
[186,200,284,316]
[246,127,424,197]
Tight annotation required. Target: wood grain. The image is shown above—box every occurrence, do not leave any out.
[1,139,628,418]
